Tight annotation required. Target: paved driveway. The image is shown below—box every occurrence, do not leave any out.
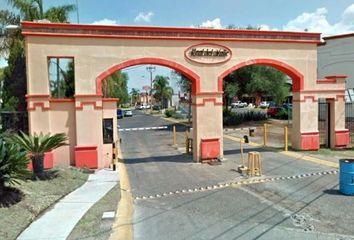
[118,111,354,240]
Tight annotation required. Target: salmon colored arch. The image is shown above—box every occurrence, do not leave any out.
[218,59,304,92]
[96,57,201,95]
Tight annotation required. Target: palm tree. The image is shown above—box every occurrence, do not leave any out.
[10,132,68,177]
[0,1,76,123]
[130,88,140,106]
[152,75,173,109]
[102,71,129,103]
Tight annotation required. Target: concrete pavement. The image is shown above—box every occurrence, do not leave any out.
[118,111,354,240]
[18,169,119,240]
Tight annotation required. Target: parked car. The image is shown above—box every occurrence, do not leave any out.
[117,109,124,119]
[152,105,161,111]
[248,103,255,108]
[124,109,133,117]
[267,107,285,117]
[282,103,293,109]
[259,101,269,108]
[231,101,248,108]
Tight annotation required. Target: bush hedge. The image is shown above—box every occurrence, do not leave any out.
[223,109,267,126]
[164,109,175,118]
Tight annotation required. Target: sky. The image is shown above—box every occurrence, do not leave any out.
[1,0,354,91]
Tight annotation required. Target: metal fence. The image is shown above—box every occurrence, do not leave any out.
[318,103,329,147]
[0,111,28,133]
[345,103,354,147]
[318,103,354,148]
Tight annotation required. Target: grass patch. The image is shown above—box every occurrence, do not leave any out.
[308,148,354,158]
[67,183,120,240]
[0,167,89,240]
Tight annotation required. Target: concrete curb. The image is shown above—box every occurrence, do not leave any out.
[109,142,134,240]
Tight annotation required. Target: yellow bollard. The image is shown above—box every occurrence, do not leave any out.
[284,126,288,151]
[173,125,176,145]
[185,130,190,154]
[263,123,268,147]
[112,142,116,171]
[240,139,244,166]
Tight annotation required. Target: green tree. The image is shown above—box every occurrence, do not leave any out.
[152,75,173,109]
[224,65,289,105]
[10,131,68,177]
[0,0,75,115]
[176,72,192,123]
[102,71,129,104]
[130,88,140,106]
[223,81,239,109]
[245,66,289,105]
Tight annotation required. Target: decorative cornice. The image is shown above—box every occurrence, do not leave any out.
[21,21,321,44]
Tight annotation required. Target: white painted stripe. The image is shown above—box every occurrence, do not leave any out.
[118,126,169,132]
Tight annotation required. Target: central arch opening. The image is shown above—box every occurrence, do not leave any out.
[97,58,199,164]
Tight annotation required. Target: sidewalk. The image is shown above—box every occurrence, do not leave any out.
[18,169,119,240]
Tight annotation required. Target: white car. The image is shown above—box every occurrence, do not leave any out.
[259,101,270,108]
[231,101,248,108]
[124,109,133,117]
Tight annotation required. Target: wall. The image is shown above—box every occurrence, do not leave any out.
[49,100,76,166]
[318,36,354,89]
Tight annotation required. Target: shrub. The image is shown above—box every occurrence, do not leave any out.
[10,132,68,177]
[171,112,185,119]
[165,109,175,118]
[0,139,30,197]
[223,109,267,126]
[275,108,292,120]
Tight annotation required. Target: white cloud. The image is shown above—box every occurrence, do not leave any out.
[200,18,223,29]
[258,24,279,31]
[92,18,119,25]
[283,4,354,36]
[134,12,154,23]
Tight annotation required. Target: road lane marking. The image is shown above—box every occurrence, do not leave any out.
[133,169,338,201]
[119,126,168,132]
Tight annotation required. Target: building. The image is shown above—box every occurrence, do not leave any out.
[318,33,354,102]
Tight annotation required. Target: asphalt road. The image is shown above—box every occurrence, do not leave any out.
[118,111,354,240]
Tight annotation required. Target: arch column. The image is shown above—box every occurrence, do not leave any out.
[292,93,319,150]
[74,94,104,169]
[192,92,223,161]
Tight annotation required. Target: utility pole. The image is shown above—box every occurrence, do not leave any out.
[146,65,156,106]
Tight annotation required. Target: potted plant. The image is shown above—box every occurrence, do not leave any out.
[10,132,68,177]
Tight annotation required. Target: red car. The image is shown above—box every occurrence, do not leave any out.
[267,107,284,117]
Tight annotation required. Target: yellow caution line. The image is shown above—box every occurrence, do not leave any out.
[280,151,338,168]
[224,134,262,147]
[110,145,133,240]
[224,134,338,169]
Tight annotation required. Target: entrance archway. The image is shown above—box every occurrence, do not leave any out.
[96,57,201,95]
[218,58,304,93]
[23,21,348,169]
